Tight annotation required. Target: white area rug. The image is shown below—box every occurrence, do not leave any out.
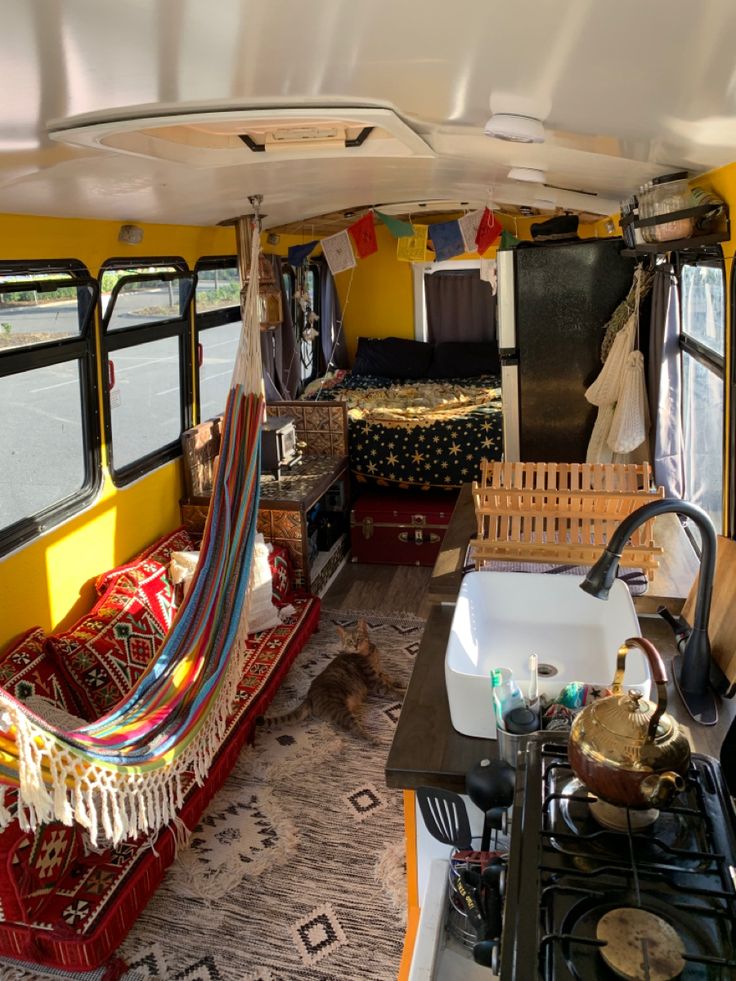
[6,609,423,981]
[114,609,421,981]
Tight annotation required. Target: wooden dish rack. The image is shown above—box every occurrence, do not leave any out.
[470,462,664,579]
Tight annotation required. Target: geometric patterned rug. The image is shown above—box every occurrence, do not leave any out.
[7,608,424,981]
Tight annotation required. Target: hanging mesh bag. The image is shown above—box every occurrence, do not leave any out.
[607,350,649,454]
[585,314,635,407]
[586,402,616,464]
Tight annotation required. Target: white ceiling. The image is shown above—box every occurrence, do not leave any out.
[2,0,736,227]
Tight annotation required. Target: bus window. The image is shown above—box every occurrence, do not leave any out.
[194,257,241,422]
[100,260,194,483]
[0,263,100,553]
[680,260,725,531]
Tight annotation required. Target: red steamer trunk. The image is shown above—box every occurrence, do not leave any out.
[350,492,456,566]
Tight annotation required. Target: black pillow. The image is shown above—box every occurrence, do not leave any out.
[352,336,434,379]
[427,341,500,379]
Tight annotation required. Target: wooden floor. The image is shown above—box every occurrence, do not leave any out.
[322,560,433,616]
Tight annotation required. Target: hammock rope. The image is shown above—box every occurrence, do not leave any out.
[0,222,265,846]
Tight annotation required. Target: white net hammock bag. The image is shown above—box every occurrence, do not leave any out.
[608,349,649,454]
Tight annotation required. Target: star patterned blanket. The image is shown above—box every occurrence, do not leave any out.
[304,373,503,490]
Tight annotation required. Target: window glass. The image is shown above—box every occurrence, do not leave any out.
[0,361,87,529]
[681,264,724,357]
[108,336,182,469]
[679,261,724,532]
[682,352,723,531]
[199,320,241,420]
[0,276,83,348]
[103,273,186,329]
[195,267,240,312]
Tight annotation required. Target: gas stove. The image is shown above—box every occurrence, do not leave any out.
[500,734,736,980]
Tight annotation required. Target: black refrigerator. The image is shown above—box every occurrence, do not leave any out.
[497,239,636,462]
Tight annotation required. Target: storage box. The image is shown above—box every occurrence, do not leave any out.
[350,492,456,566]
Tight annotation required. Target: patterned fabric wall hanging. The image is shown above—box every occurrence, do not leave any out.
[429,219,465,261]
[374,210,414,239]
[396,223,429,262]
[458,209,485,253]
[348,213,378,259]
[287,240,319,267]
[321,229,356,275]
[475,207,503,254]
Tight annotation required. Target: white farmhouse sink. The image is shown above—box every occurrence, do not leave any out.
[445,571,648,739]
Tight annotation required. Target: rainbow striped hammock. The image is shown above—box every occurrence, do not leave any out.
[0,226,265,847]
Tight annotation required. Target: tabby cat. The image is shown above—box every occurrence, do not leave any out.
[258,620,405,744]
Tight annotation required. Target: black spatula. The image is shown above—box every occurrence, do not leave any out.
[416,786,472,850]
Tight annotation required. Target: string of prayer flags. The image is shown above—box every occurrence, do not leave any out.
[287,240,319,267]
[475,207,503,254]
[396,223,429,262]
[429,218,465,261]
[375,209,414,239]
[459,209,485,253]
[498,228,520,250]
[348,212,378,259]
[321,229,356,275]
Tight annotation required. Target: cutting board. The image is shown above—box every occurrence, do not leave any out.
[682,534,736,694]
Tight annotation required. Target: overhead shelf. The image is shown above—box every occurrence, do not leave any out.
[619,202,730,255]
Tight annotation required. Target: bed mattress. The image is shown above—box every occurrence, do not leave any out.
[304,373,503,490]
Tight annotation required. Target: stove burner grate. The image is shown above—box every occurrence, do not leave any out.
[500,738,736,980]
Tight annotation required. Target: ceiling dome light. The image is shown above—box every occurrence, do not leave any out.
[507,166,547,183]
[484,114,545,143]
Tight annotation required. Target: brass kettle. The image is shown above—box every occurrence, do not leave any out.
[568,637,691,810]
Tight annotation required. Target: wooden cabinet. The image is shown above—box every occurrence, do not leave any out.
[257,455,350,594]
[180,400,351,595]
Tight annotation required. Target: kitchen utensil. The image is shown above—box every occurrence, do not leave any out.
[472,939,499,971]
[465,758,515,850]
[479,862,504,940]
[528,653,539,711]
[416,786,472,849]
[568,636,691,809]
[454,867,486,938]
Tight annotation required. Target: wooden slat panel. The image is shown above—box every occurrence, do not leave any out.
[471,462,664,577]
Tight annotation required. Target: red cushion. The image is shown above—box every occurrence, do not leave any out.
[0,596,321,972]
[268,544,295,607]
[48,560,176,720]
[0,628,79,716]
[95,526,195,595]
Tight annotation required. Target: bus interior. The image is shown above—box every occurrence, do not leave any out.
[1,3,736,979]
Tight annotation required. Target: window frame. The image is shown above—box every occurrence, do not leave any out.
[0,258,101,555]
[193,255,241,423]
[99,256,195,485]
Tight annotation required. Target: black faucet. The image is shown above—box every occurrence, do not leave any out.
[581,497,718,726]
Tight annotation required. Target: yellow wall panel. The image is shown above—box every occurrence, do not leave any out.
[0,212,219,650]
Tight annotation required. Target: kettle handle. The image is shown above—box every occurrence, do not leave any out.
[611,636,669,744]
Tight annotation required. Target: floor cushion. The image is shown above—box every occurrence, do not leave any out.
[0,594,321,974]
[268,543,296,608]
[47,560,176,720]
[0,628,79,716]
[94,527,196,596]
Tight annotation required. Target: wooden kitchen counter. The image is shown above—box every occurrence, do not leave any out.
[386,605,736,794]
[425,482,700,615]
